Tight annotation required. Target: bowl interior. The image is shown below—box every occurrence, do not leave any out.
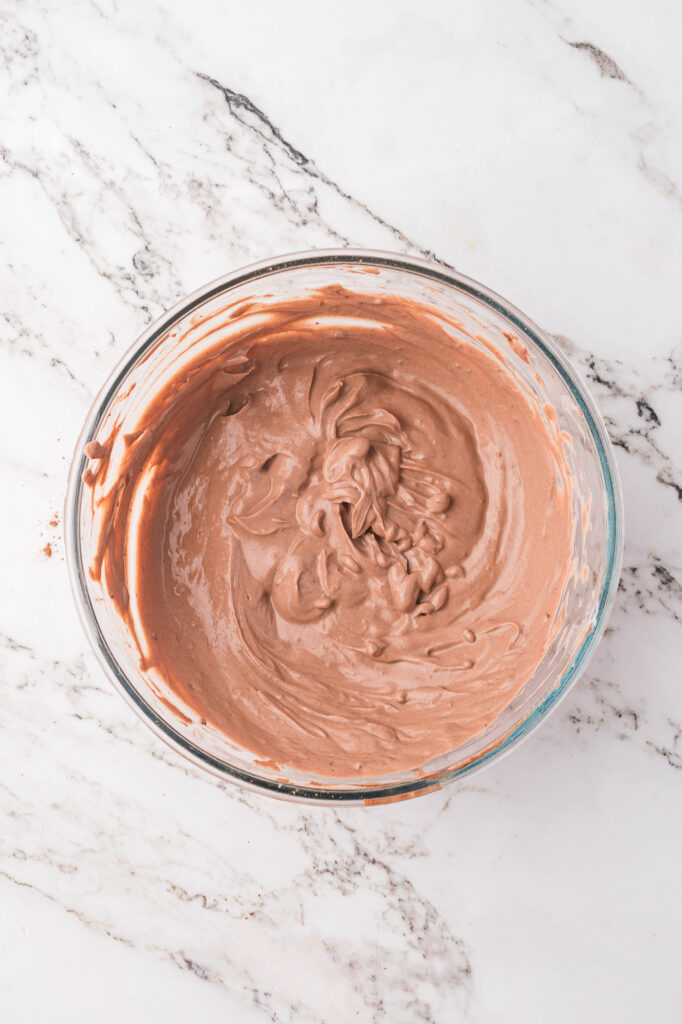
[67,252,622,803]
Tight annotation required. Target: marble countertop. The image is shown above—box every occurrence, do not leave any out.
[2,1,681,1020]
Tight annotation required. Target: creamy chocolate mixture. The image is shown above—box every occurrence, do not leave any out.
[85,287,574,777]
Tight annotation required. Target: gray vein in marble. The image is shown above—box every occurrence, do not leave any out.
[1,307,90,398]
[554,334,682,508]
[564,39,631,83]
[0,870,135,949]
[543,5,682,213]
[559,671,682,778]
[618,561,682,625]
[564,676,641,740]
[530,0,682,215]
[0,143,162,326]
[637,154,682,210]
[195,73,446,266]
[646,719,682,771]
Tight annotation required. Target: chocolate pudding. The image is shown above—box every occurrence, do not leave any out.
[84,286,574,777]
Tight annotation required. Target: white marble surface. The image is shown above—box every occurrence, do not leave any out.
[2,0,681,1019]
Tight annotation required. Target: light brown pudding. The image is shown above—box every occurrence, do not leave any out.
[84,286,573,777]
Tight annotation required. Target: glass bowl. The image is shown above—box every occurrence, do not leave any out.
[65,249,623,804]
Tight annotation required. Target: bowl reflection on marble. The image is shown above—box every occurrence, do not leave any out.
[65,249,623,804]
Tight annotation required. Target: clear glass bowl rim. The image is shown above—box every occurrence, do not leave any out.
[65,248,624,805]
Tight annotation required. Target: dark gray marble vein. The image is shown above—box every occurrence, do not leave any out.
[564,40,631,83]
[618,560,682,625]
[559,670,682,778]
[0,869,135,948]
[646,719,682,771]
[563,676,642,740]
[195,74,446,266]
[554,335,682,506]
